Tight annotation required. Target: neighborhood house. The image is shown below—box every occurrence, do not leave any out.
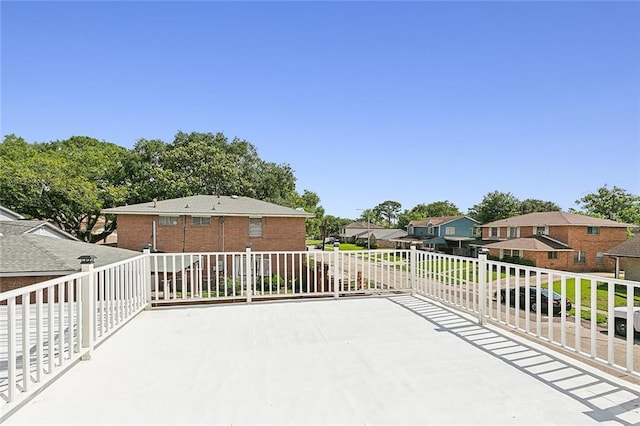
[0,206,140,293]
[101,195,316,294]
[102,195,314,253]
[403,215,480,255]
[477,211,633,272]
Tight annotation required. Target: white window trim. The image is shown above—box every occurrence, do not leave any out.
[191,216,211,226]
[249,217,263,237]
[508,226,519,238]
[159,215,179,226]
[534,226,548,235]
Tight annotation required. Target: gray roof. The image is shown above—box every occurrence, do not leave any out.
[603,235,640,258]
[0,220,77,240]
[0,205,24,221]
[343,222,385,230]
[0,235,140,275]
[481,235,572,251]
[480,211,634,228]
[355,229,408,240]
[410,216,479,227]
[102,195,314,218]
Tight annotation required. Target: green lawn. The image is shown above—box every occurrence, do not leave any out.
[306,240,364,251]
[547,278,640,312]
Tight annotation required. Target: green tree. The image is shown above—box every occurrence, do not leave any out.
[467,191,521,224]
[294,190,323,238]
[373,200,402,228]
[126,131,302,207]
[397,201,462,229]
[356,208,380,226]
[123,138,172,204]
[0,134,129,242]
[571,185,640,225]
[520,199,561,214]
[1,131,322,243]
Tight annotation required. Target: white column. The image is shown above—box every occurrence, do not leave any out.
[143,247,152,309]
[80,255,96,361]
[333,243,340,299]
[477,250,488,326]
[245,247,253,303]
[410,244,417,294]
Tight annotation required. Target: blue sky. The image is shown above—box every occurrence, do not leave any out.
[2,1,639,220]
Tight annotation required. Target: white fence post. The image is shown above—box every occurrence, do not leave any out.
[79,255,96,361]
[245,246,253,303]
[333,243,340,299]
[410,244,417,294]
[477,249,488,325]
[143,246,152,309]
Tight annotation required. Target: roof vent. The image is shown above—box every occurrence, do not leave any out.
[231,195,239,199]
[152,198,157,208]
[185,203,190,208]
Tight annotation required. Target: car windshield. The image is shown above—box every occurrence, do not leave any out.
[541,288,562,300]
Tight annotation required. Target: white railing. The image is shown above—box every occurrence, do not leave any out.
[149,248,413,304]
[2,246,638,420]
[413,249,640,379]
[0,253,149,420]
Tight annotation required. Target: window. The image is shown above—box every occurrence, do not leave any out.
[445,226,455,235]
[192,216,211,226]
[427,226,434,235]
[573,251,586,263]
[249,217,262,237]
[501,249,520,258]
[587,227,600,235]
[534,226,547,235]
[508,227,518,238]
[408,225,414,236]
[490,227,499,238]
[159,216,179,226]
[596,252,604,264]
[547,251,559,260]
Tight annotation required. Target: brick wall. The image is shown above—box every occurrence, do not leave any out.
[116,214,307,252]
[0,275,62,293]
[483,225,628,272]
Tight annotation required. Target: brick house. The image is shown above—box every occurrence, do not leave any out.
[101,195,314,253]
[477,211,633,272]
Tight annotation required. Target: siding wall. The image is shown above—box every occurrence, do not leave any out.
[624,258,640,282]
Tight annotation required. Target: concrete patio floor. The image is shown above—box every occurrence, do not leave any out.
[4,295,640,425]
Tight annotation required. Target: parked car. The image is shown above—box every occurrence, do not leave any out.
[495,287,572,315]
[612,307,640,337]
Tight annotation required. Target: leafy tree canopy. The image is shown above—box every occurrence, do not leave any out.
[467,191,522,224]
[571,185,640,225]
[397,201,461,229]
[520,199,561,214]
[0,134,129,242]
[127,131,300,206]
[1,132,322,242]
[373,200,402,228]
